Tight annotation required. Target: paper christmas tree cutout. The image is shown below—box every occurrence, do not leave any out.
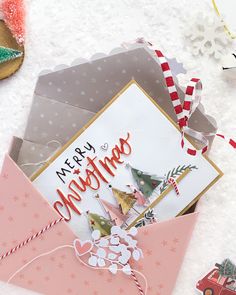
[129,165,162,198]
[112,187,136,215]
[87,211,113,236]
[127,184,146,206]
[95,194,127,226]
[0,155,198,295]
[0,46,23,64]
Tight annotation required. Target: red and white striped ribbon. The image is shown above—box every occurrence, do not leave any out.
[131,269,145,295]
[0,217,64,261]
[154,48,236,156]
[168,177,180,196]
[154,49,210,156]
[216,133,236,149]
[127,39,235,156]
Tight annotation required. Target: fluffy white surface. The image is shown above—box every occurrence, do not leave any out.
[0,0,236,294]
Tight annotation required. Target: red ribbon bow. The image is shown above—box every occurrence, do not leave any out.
[154,48,236,156]
[127,39,235,156]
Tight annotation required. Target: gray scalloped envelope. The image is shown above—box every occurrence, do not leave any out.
[9,46,217,177]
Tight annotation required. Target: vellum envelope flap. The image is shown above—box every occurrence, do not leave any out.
[9,137,59,177]
[0,155,198,295]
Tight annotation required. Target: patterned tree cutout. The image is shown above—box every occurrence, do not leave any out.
[127,164,163,198]
[95,194,128,227]
[112,187,138,215]
[87,211,113,236]
[127,184,146,206]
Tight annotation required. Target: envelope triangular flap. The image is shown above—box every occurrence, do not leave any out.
[0,156,198,295]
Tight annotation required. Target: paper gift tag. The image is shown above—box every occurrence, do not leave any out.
[32,81,222,240]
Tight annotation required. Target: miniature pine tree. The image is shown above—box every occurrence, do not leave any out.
[112,187,136,215]
[129,166,162,198]
[87,211,113,237]
[95,194,127,226]
[0,46,22,64]
[218,259,236,279]
[1,0,25,44]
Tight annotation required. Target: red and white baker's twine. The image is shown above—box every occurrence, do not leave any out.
[0,217,64,261]
[133,40,236,156]
[131,269,145,295]
[154,48,236,155]
[168,177,180,196]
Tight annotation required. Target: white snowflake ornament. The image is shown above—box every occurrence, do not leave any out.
[185,13,231,59]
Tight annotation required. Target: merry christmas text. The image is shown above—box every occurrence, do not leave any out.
[53,132,132,221]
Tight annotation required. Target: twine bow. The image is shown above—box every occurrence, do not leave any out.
[154,48,236,156]
[124,39,235,156]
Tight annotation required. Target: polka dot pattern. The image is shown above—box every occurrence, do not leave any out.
[24,95,95,146]
[23,48,216,151]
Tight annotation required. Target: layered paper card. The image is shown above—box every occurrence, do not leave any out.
[32,81,222,240]
[0,155,198,295]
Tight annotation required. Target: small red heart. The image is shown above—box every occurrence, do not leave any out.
[74,239,93,256]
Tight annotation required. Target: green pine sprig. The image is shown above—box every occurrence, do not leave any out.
[135,219,146,228]
[135,209,156,228]
[144,209,155,221]
[159,164,198,193]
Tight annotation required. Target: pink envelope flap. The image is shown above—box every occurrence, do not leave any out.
[0,155,75,279]
[0,155,198,295]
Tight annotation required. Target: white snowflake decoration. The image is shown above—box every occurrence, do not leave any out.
[74,226,143,275]
[185,14,231,59]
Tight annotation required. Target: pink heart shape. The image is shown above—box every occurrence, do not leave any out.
[73,239,93,256]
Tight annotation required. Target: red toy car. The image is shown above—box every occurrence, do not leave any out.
[196,268,236,294]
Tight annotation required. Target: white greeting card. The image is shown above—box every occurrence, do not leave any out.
[33,81,222,239]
